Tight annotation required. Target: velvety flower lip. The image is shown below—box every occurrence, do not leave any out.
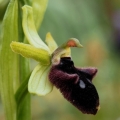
[49,57,100,115]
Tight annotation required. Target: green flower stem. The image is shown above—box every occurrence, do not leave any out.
[17,2,31,120]
[16,1,31,120]
[0,0,19,120]
[18,1,24,43]
[15,71,31,105]
[16,66,31,120]
[10,41,51,65]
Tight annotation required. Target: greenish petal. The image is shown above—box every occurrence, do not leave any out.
[10,41,51,65]
[32,0,48,29]
[45,32,58,53]
[28,64,53,96]
[22,5,50,52]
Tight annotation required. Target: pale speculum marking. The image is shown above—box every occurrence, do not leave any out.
[79,80,86,89]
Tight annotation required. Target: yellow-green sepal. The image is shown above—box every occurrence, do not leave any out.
[22,5,50,52]
[28,64,53,96]
[10,41,51,65]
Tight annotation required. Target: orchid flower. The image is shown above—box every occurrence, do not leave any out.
[10,5,100,115]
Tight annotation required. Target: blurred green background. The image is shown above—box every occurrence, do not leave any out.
[1,0,120,120]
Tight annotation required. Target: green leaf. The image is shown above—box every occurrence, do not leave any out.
[17,56,31,120]
[0,0,19,120]
[32,0,48,29]
[22,5,50,52]
[28,64,53,96]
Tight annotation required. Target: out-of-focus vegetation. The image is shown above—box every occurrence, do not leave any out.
[1,0,120,120]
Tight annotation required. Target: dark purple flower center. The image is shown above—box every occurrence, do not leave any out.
[59,57,93,80]
[49,57,99,115]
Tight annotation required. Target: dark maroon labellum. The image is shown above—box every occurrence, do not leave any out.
[49,57,99,115]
